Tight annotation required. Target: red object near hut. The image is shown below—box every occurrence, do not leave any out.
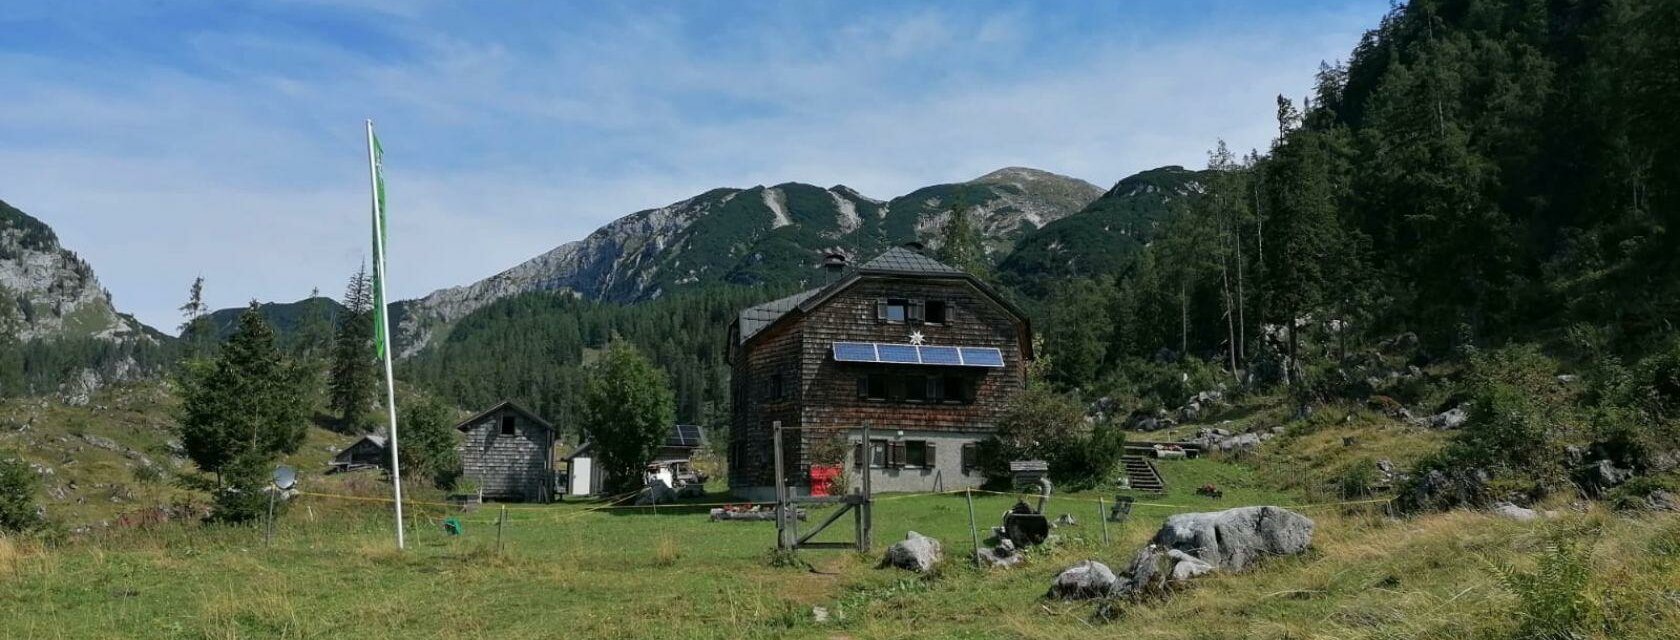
[809,464,843,497]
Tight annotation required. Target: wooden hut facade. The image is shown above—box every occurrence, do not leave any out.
[454,401,556,502]
[726,246,1033,500]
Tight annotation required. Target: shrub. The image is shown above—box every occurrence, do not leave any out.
[1336,460,1378,500]
[0,454,43,534]
[981,386,1125,489]
[1492,528,1600,639]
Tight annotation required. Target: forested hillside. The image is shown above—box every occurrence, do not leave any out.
[398,285,788,430]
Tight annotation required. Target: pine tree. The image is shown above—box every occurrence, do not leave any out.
[329,267,377,432]
[1260,102,1340,383]
[176,303,310,522]
[936,204,989,278]
[177,276,212,356]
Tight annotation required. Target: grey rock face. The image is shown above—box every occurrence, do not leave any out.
[1149,506,1315,572]
[881,531,942,573]
[1491,502,1541,522]
[1047,559,1117,600]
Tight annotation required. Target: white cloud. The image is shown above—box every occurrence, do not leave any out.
[0,2,1387,331]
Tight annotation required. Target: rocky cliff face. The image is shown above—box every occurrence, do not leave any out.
[0,200,151,344]
[394,168,1101,355]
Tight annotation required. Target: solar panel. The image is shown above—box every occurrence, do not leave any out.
[959,347,1005,367]
[831,342,1007,368]
[918,345,962,365]
[877,344,920,364]
[833,342,879,362]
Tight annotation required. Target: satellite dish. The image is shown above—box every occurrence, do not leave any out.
[273,465,297,491]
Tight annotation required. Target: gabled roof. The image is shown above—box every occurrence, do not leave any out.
[732,246,1031,352]
[736,288,823,346]
[857,246,965,275]
[453,400,555,433]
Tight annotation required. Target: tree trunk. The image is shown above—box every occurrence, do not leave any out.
[1180,280,1189,359]
[1221,262,1238,379]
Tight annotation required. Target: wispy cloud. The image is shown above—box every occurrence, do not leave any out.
[0,1,1389,330]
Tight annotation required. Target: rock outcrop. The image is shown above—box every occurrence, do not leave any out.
[880,531,943,573]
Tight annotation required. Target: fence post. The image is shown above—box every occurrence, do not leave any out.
[497,504,507,555]
[1098,497,1109,545]
[965,488,980,567]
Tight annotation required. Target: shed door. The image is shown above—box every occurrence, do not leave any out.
[570,458,593,496]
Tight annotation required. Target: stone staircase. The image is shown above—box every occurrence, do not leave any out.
[1121,455,1165,493]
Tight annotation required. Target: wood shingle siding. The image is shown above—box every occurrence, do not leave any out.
[728,248,1031,499]
[455,401,555,502]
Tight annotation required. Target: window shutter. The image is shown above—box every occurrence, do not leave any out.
[887,442,904,468]
[854,443,864,468]
[874,299,888,323]
[856,375,869,399]
[961,443,977,473]
[923,442,937,468]
[908,300,924,323]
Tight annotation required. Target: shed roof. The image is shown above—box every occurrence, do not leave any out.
[452,400,555,433]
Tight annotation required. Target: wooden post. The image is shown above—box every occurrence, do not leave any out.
[773,421,791,550]
[965,488,980,567]
[497,504,507,554]
[265,489,277,546]
[1098,497,1110,545]
[859,422,872,552]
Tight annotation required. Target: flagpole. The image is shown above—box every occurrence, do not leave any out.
[366,119,405,550]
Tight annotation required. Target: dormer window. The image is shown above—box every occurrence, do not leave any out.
[877,298,943,324]
[882,299,910,323]
[500,415,516,436]
[925,300,947,324]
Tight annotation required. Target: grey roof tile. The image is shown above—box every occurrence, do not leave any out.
[859,246,964,275]
[737,287,823,344]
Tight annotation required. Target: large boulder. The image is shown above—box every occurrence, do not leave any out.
[880,531,942,573]
[1426,407,1469,430]
[1149,506,1314,572]
[1113,545,1217,598]
[1047,560,1117,600]
[635,479,679,505]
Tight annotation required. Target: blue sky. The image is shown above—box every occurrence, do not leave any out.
[0,0,1390,331]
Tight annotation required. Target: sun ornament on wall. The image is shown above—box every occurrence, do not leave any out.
[908,330,926,345]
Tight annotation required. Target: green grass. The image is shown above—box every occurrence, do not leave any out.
[6,386,1679,639]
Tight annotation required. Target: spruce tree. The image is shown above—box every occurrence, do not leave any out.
[177,276,212,357]
[329,266,377,432]
[936,204,989,278]
[176,303,310,522]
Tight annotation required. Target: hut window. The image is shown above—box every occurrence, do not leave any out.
[904,441,933,468]
[960,443,978,473]
[500,415,516,436]
[858,373,889,400]
[878,298,910,323]
[769,373,785,401]
[924,300,947,324]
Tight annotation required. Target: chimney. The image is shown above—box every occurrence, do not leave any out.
[901,240,925,253]
[822,252,848,276]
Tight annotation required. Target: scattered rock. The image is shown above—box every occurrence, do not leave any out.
[1150,506,1315,572]
[1047,559,1117,600]
[635,479,678,505]
[1426,407,1469,430]
[1055,513,1077,526]
[880,531,942,573]
[811,606,830,624]
[978,537,1024,569]
[1644,490,1680,512]
[1579,459,1635,494]
[1491,502,1540,522]
[79,433,123,452]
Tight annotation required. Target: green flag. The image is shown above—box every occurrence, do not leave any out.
[370,130,390,359]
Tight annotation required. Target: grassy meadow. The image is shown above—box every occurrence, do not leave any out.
[4,453,1678,639]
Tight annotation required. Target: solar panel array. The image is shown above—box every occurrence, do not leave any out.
[831,342,1007,368]
[667,424,704,447]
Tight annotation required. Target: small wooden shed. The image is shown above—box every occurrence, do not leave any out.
[454,401,556,502]
[330,434,388,473]
[562,425,706,497]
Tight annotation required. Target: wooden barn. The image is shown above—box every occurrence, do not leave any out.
[726,246,1032,500]
[329,434,387,473]
[454,400,557,502]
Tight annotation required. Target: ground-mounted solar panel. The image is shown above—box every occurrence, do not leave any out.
[673,424,703,446]
[833,342,879,363]
[877,344,920,364]
[958,347,1005,367]
[918,345,962,365]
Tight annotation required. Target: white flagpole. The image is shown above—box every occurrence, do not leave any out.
[366,119,406,550]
